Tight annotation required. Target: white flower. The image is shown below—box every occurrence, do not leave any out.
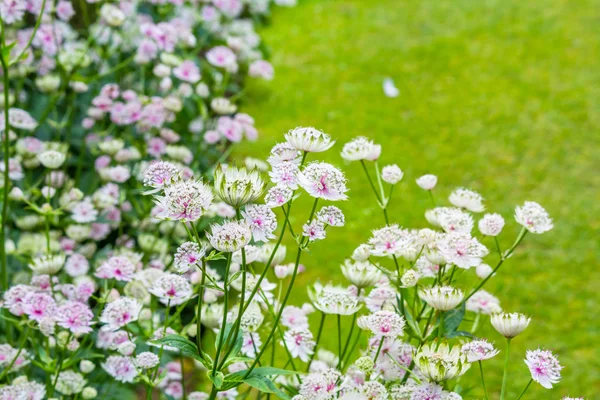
[316,206,345,227]
[135,352,159,369]
[478,213,505,236]
[297,162,348,201]
[174,242,207,273]
[400,269,420,287]
[466,290,502,314]
[416,174,437,190]
[438,232,488,269]
[207,220,252,252]
[214,164,265,208]
[360,310,405,337]
[341,259,382,288]
[38,150,66,169]
[491,312,531,338]
[461,340,499,362]
[383,77,399,98]
[55,371,86,395]
[154,179,213,222]
[449,188,485,213]
[102,356,137,383]
[419,286,464,311]
[302,220,326,242]
[524,349,563,389]
[283,328,315,362]
[0,108,37,131]
[352,244,372,261]
[428,207,474,234]
[100,297,142,331]
[309,283,362,315]
[285,126,335,152]
[269,161,299,189]
[264,186,293,208]
[340,136,381,161]
[414,342,470,382]
[243,204,277,242]
[100,4,125,27]
[381,164,403,184]
[29,253,65,275]
[515,201,553,234]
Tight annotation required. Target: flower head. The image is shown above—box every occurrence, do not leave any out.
[297,162,348,201]
[478,213,505,236]
[55,370,87,395]
[340,136,381,161]
[29,253,65,275]
[102,356,138,383]
[264,185,293,208]
[360,310,405,337]
[100,297,142,331]
[207,220,252,252]
[438,232,488,269]
[302,220,327,242]
[143,161,180,193]
[285,126,335,153]
[416,174,437,190]
[154,178,213,221]
[491,312,531,338]
[316,206,345,227]
[309,283,362,315]
[515,201,553,234]
[214,164,265,208]
[466,290,502,314]
[95,256,136,281]
[149,273,193,305]
[449,188,485,213]
[414,342,470,382]
[419,286,464,311]
[381,164,403,184]
[283,328,315,362]
[461,339,499,362]
[525,349,563,389]
[341,259,382,288]
[55,301,94,334]
[174,241,206,273]
[243,204,277,242]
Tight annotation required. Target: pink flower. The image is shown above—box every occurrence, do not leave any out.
[173,60,201,83]
[147,137,167,158]
[206,46,237,68]
[249,60,274,80]
[23,292,57,322]
[95,256,136,281]
[525,349,563,389]
[55,301,94,334]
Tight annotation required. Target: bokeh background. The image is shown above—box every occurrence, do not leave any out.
[236,0,600,398]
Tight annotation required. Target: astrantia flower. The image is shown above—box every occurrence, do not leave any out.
[298,368,341,400]
[414,342,470,382]
[29,253,65,275]
[365,285,397,312]
[102,356,138,383]
[269,161,299,189]
[264,185,293,208]
[283,328,315,362]
[478,213,505,236]
[0,344,30,372]
[466,290,502,314]
[341,259,382,288]
[449,188,485,213]
[515,201,553,234]
[0,108,38,131]
[38,150,66,169]
[149,274,193,305]
[214,164,266,208]
[206,45,237,68]
[416,174,437,190]
[100,297,142,331]
[461,340,499,362]
[71,199,98,223]
[55,370,86,395]
[419,286,464,311]
[135,352,160,369]
[174,241,207,273]
[429,207,474,234]
[309,283,362,315]
[316,206,345,227]
[340,136,381,161]
[267,142,301,165]
[0,381,45,400]
[491,312,530,338]
[524,349,563,389]
[302,220,326,242]
[368,224,412,257]
[207,220,252,252]
[360,310,405,337]
[23,292,57,322]
[409,382,444,400]
[285,126,335,153]
[243,204,277,242]
[297,162,348,200]
[438,232,488,269]
[381,164,403,184]
[143,160,180,193]
[400,269,420,287]
[281,306,310,329]
[154,178,213,221]
[95,256,136,281]
[55,301,94,334]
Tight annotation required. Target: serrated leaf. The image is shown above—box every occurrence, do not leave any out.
[243,376,290,400]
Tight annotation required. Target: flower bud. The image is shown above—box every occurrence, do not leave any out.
[80,360,96,374]
[82,387,98,399]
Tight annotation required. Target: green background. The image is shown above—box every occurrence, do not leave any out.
[236,0,600,398]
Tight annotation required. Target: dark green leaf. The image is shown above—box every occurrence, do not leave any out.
[443,302,466,334]
[243,376,290,400]
[153,334,205,364]
[446,330,475,339]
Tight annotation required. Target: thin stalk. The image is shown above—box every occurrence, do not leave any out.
[180,356,186,400]
[478,361,489,400]
[373,338,385,363]
[212,253,232,376]
[499,338,512,400]
[338,313,356,367]
[516,378,533,400]
[0,53,10,293]
[196,261,207,353]
[0,326,30,381]
[244,247,303,377]
[336,315,342,366]
[307,312,326,371]
[438,311,444,340]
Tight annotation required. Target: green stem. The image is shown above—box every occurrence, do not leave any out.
[0,52,10,294]
[197,261,207,353]
[306,312,326,371]
[438,311,444,340]
[479,361,489,400]
[516,378,533,400]
[0,326,30,381]
[499,338,512,400]
[336,315,342,366]
[373,337,385,363]
[338,313,356,367]
[212,253,232,376]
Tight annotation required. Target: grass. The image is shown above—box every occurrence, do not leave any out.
[235,0,600,398]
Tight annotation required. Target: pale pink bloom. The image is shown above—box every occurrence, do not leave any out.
[269,162,299,189]
[0,0,26,24]
[173,60,201,83]
[466,290,502,314]
[95,256,136,281]
[204,130,221,144]
[100,297,142,331]
[264,186,293,208]
[102,356,138,383]
[243,204,277,242]
[217,116,243,142]
[23,292,56,322]
[365,285,397,312]
[524,349,563,389]
[206,46,237,68]
[165,381,184,399]
[302,220,326,242]
[283,328,315,362]
[55,301,94,334]
[147,137,167,158]
[297,162,348,201]
[281,306,309,329]
[90,223,111,240]
[95,155,111,170]
[438,232,488,269]
[149,274,193,305]
[174,242,206,273]
[212,0,243,18]
[248,60,274,80]
[56,1,75,20]
[241,332,262,357]
[361,310,405,337]
[71,199,98,223]
[461,340,500,362]
[3,284,33,316]
[65,254,90,277]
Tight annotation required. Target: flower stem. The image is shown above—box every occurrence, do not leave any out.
[307,312,326,371]
[373,337,385,363]
[337,315,342,365]
[516,378,533,400]
[212,253,232,376]
[499,338,512,400]
[478,361,489,400]
[438,311,444,340]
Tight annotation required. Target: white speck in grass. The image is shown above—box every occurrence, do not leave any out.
[383,77,400,98]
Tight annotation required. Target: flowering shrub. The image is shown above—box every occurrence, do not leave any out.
[0,2,586,400]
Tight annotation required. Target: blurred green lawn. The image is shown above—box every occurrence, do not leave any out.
[236,0,600,398]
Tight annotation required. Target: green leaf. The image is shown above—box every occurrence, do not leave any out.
[443,302,466,334]
[208,371,224,389]
[243,376,290,400]
[248,367,301,377]
[446,330,475,339]
[396,292,422,339]
[152,334,206,365]
[214,323,234,351]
